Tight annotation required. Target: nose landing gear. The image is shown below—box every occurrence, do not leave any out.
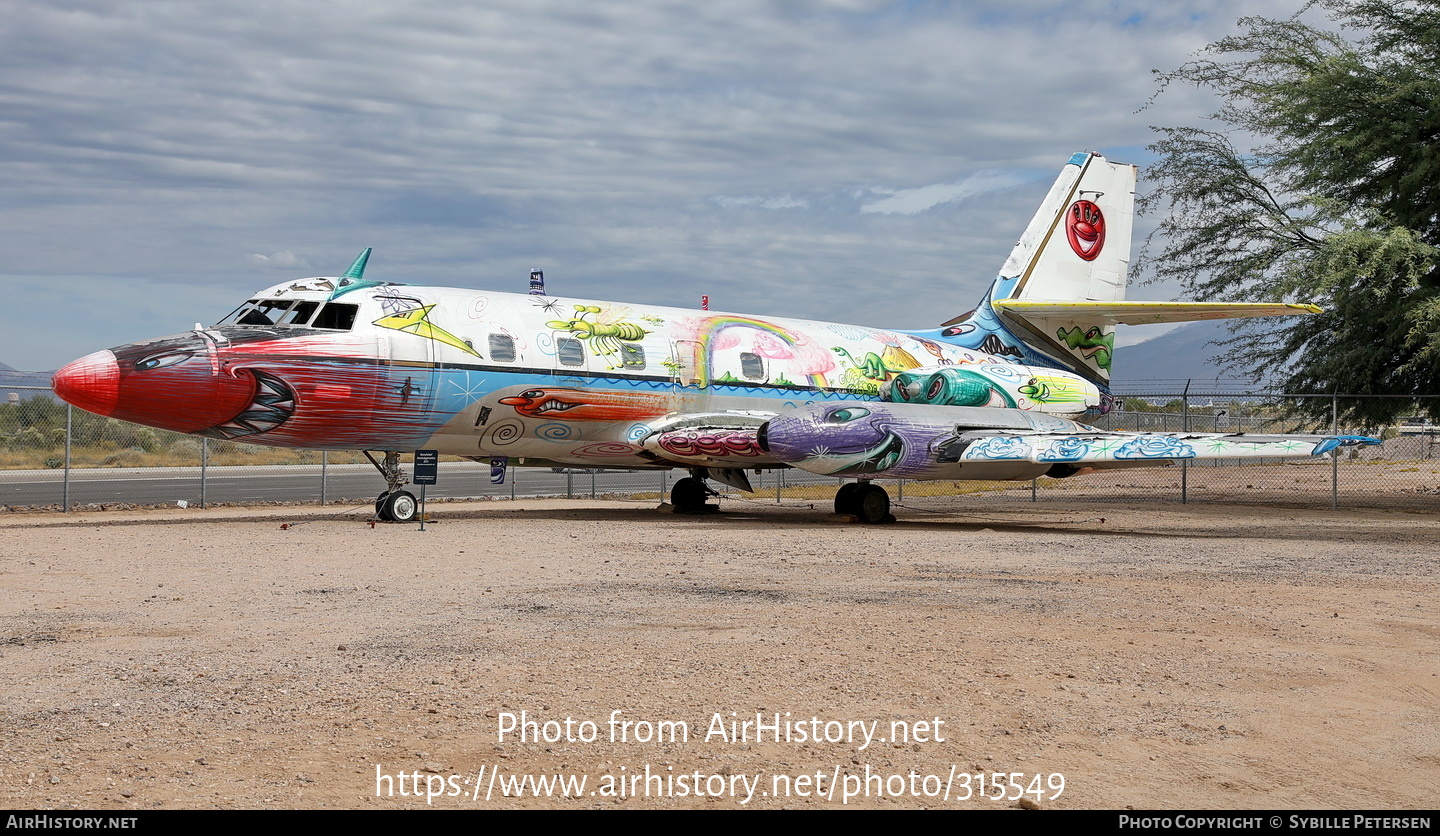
[365,450,419,522]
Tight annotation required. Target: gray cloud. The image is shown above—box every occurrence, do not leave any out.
[0,0,1306,370]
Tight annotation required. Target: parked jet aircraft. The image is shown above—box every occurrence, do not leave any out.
[51,152,1377,523]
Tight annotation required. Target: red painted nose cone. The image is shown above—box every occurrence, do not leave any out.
[53,350,120,416]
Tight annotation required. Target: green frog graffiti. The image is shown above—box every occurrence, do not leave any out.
[1056,325,1113,371]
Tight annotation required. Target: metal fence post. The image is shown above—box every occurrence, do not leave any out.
[1181,381,1191,505]
[63,403,72,512]
[199,437,209,509]
[566,469,573,499]
[590,470,596,499]
[1332,391,1339,510]
[511,466,517,500]
[1031,477,1037,502]
[320,450,328,506]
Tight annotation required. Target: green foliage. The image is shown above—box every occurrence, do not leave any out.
[1142,0,1440,426]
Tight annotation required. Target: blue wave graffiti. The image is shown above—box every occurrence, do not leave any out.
[1115,436,1196,459]
[964,436,1032,460]
[1038,437,1090,462]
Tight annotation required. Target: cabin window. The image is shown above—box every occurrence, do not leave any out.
[740,352,765,380]
[311,303,358,331]
[489,333,517,362]
[619,343,645,369]
[557,337,585,367]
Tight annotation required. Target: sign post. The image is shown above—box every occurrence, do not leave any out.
[413,449,439,531]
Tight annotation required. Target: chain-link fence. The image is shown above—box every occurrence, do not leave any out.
[3,385,1437,512]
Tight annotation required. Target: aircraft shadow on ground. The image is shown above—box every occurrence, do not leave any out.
[2,500,1394,545]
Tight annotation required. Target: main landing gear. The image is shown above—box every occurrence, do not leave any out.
[835,481,893,525]
[669,471,719,515]
[365,450,418,523]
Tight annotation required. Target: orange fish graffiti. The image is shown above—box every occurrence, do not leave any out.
[497,388,670,422]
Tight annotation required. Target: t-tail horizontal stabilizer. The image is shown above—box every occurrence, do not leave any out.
[992,300,1323,327]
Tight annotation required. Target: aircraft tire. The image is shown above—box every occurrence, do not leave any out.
[375,491,391,520]
[670,477,707,514]
[834,482,860,516]
[380,490,418,523]
[853,483,891,525]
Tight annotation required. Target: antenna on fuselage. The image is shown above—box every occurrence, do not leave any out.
[343,248,372,280]
[529,269,545,295]
[328,248,376,300]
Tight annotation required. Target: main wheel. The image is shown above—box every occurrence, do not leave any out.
[834,482,860,516]
[670,476,708,514]
[375,491,391,519]
[380,490,418,523]
[853,483,891,525]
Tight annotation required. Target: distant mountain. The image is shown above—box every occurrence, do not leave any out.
[1109,320,1272,393]
[0,361,57,395]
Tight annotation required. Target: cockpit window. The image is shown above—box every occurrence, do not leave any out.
[311,303,357,330]
[219,299,295,326]
[277,301,319,325]
[217,299,357,330]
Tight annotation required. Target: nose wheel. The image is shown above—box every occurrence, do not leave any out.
[376,490,419,523]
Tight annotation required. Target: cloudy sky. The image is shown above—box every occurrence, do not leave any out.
[2,0,1311,371]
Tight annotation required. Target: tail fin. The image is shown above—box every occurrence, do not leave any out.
[1002,151,1136,306]
[938,152,1317,385]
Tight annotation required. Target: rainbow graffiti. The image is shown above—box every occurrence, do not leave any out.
[690,315,832,389]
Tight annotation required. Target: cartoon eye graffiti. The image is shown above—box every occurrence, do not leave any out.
[825,407,871,424]
[134,352,193,371]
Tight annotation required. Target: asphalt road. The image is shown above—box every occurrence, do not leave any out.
[0,462,841,508]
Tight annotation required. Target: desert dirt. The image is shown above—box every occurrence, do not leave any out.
[1,490,1436,810]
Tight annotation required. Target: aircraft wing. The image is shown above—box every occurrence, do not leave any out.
[941,430,1379,465]
[758,401,1381,479]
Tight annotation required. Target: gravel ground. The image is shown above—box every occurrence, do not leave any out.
[1,495,1436,809]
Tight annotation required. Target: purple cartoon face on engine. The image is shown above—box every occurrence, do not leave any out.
[760,403,926,477]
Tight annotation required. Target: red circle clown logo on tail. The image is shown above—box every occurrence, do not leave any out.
[1065,200,1105,261]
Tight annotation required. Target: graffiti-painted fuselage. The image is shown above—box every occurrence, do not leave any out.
[52,279,1101,478]
[52,152,1377,521]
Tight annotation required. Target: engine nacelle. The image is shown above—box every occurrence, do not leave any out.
[879,363,1100,418]
[758,401,1090,480]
